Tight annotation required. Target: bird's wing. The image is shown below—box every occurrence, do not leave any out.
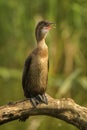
[22,55,32,90]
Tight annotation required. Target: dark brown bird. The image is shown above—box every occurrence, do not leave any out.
[22,21,53,107]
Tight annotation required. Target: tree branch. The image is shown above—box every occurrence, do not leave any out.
[0,94,87,130]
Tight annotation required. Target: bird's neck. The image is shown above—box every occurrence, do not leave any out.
[37,38,48,57]
[36,29,47,43]
[37,39,47,48]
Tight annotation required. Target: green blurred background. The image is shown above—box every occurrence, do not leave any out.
[0,0,87,130]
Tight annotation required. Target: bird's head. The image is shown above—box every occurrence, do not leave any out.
[35,21,54,42]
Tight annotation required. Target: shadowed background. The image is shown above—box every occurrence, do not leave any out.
[0,0,87,130]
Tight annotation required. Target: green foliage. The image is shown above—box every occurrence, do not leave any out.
[0,0,87,130]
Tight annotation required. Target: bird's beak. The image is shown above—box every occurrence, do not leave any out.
[47,22,56,30]
[43,22,56,31]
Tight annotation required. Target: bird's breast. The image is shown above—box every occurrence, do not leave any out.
[31,54,48,83]
[28,48,48,94]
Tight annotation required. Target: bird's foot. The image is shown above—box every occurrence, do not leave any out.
[29,94,48,107]
[39,94,48,104]
[29,96,39,107]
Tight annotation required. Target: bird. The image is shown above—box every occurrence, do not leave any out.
[22,21,54,108]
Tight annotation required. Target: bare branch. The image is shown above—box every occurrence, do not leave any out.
[0,94,87,130]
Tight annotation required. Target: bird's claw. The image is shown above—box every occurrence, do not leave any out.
[29,94,48,107]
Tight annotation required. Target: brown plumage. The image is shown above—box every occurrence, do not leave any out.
[22,21,53,108]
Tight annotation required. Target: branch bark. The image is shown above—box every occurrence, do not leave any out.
[0,94,87,130]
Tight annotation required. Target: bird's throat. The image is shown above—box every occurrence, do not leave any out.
[37,39,47,48]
